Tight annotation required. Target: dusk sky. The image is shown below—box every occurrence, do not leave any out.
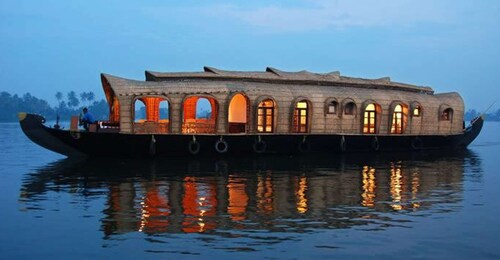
[1,0,499,111]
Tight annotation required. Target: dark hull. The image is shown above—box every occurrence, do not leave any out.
[19,113,483,158]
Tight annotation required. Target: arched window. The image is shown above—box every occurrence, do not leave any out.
[391,104,408,134]
[196,98,212,119]
[327,100,338,114]
[133,96,170,134]
[441,108,453,121]
[413,105,421,117]
[293,100,309,133]
[134,99,146,122]
[344,102,356,115]
[363,104,378,134]
[257,99,275,133]
[228,93,249,133]
[159,100,169,123]
[182,96,218,133]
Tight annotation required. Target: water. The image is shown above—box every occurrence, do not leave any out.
[1,122,500,259]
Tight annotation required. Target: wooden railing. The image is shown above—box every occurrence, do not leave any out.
[134,121,169,134]
[182,119,216,134]
[95,121,120,133]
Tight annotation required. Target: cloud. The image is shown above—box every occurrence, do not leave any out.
[201,0,457,32]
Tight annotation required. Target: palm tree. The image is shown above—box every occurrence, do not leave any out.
[67,91,80,109]
[87,91,95,105]
[80,92,88,107]
[55,91,64,110]
[55,92,63,102]
[79,91,96,107]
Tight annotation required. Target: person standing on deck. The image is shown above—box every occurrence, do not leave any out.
[79,107,96,131]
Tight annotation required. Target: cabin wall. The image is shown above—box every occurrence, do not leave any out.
[169,94,183,134]
[118,96,133,134]
[409,117,422,135]
[110,80,464,136]
[213,93,228,134]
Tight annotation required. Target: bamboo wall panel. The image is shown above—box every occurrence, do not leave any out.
[105,74,464,136]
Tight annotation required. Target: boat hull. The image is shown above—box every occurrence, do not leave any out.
[18,113,483,158]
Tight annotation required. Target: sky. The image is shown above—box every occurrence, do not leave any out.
[1,0,499,111]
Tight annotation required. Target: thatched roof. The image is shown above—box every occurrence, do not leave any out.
[144,66,434,94]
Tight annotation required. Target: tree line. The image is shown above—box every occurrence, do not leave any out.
[464,108,500,122]
[0,91,109,122]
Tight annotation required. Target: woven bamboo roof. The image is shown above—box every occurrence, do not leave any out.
[143,66,434,94]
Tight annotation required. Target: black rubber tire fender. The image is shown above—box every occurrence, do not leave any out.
[188,140,201,155]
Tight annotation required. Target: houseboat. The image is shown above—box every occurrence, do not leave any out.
[19,66,483,158]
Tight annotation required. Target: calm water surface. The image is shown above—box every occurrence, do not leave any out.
[1,122,500,259]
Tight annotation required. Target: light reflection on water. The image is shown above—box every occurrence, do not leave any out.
[18,151,480,248]
[5,122,500,257]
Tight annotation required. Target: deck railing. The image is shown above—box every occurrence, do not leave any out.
[182,119,216,134]
[134,121,169,134]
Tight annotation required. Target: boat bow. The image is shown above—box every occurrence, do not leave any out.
[458,115,484,147]
[18,113,87,157]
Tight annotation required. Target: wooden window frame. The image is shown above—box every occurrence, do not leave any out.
[363,105,377,134]
[257,100,275,133]
[441,108,453,121]
[412,106,421,117]
[391,107,404,134]
[327,101,338,114]
[293,101,309,133]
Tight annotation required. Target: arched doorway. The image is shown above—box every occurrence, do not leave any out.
[228,93,249,133]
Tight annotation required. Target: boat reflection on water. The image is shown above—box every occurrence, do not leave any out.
[19,151,482,238]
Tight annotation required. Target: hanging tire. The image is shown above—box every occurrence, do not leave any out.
[253,140,266,154]
[298,141,311,153]
[411,137,423,151]
[340,136,346,152]
[215,139,228,154]
[149,135,156,157]
[372,136,380,151]
[70,131,81,140]
[188,140,201,155]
